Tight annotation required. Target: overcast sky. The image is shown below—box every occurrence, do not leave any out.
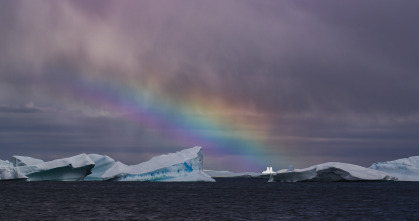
[1,0,418,171]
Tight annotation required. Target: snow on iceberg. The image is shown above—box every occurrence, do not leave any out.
[0,159,27,181]
[0,159,14,168]
[84,154,116,181]
[102,146,215,182]
[262,167,276,174]
[14,154,95,181]
[273,162,397,182]
[13,156,45,167]
[369,156,419,181]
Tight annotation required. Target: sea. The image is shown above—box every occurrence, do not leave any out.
[1,178,418,220]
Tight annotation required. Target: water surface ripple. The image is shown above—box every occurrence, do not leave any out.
[1,178,418,220]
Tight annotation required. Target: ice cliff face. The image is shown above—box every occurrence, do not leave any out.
[369,156,419,181]
[14,154,95,181]
[274,162,397,182]
[102,146,215,182]
[84,154,116,181]
[0,159,27,181]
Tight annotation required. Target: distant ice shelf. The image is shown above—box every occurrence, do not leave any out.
[370,156,419,181]
[273,162,397,182]
[102,146,215,182]
[204,170,262,178]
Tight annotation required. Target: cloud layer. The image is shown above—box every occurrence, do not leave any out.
[1,0,419,171]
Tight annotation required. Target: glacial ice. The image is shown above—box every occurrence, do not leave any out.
[14,154,95,181]
[262,167,276,174]
[369,156,419,181]
[0,159,13,167]
[13,156,45,167]
[4,148,418,182]
[204,170,262,178]
[273,162,397,182]
[102,146,215,182]
[84,154,116,181]
[0,159,27,181]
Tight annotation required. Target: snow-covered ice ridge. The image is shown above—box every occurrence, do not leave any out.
[101,146,214,182]
[273,162,397,182]
[369,156,419,181]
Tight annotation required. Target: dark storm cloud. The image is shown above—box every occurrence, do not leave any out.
[0,110,178,164]
[2,0,418,116]
[111,0,419,117]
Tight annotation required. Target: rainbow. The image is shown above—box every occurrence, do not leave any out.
[56,76,278,171]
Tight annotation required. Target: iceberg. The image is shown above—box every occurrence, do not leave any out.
[273,162,397,182]
[204,170,262,178]
[102,146,215,182]
[14,154,95,181]
[262,167,276,174]
[84,154,116,181]
[369,156,419,181]
[0,159,27,181]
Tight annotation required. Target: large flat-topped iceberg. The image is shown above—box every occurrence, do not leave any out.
[0,159,27,181]
[369,156,419,181]
[14,154,95,181]
[102,146,215,182]
[84,154,116,181]
[273,162,397,182]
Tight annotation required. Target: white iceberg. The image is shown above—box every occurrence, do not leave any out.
[102,146,215,182]
[273,162,397,182]
[369,156,419,181]
[204,170,262,178]
[84,154,116,181]
[262,167,276,174]
[14,154,95,181]
[0,159,27,181]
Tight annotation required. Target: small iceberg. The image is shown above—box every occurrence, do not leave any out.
[262,167,276,174]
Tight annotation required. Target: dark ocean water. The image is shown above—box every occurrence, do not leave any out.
[1,178,418,220]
